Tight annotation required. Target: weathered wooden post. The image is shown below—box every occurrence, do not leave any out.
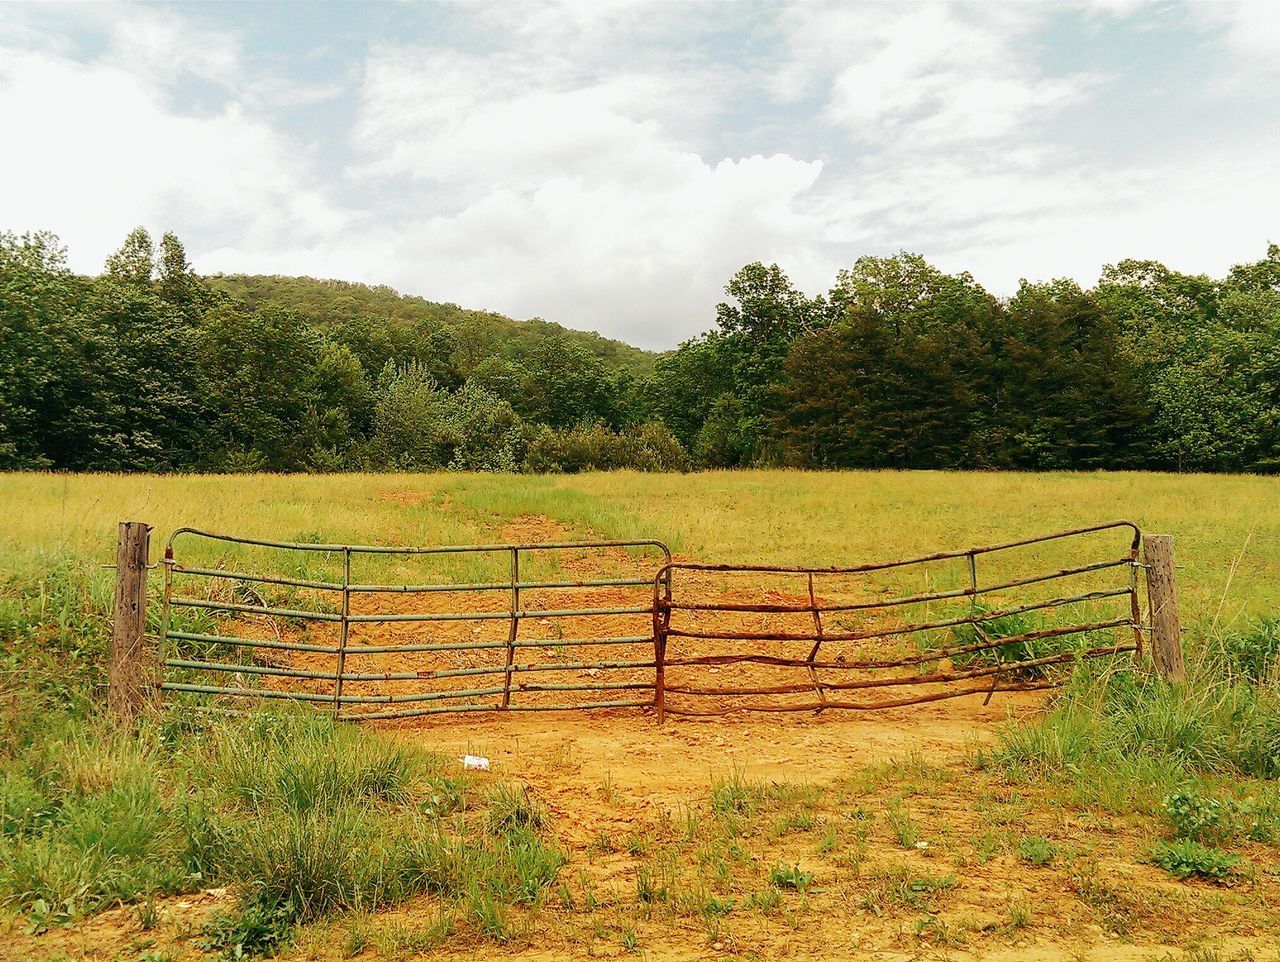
[1143,533,1185,682]
[109,521,152,726]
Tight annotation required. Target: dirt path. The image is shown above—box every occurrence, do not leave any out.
[386,692,1040,805]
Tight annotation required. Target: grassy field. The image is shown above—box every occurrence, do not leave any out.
[3,469,1280,961]
[4,469,1279,621]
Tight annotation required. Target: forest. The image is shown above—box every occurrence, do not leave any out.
[2,227,1278,474]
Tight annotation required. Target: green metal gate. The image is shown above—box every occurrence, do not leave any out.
[158,528,671,720]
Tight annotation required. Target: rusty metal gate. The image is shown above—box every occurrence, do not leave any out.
[154,522,1146,722]
[158,528,670,720]
[650,521,1144,721]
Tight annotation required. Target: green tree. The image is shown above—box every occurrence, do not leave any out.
[104,227,155,285]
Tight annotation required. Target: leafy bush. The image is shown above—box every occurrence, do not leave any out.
[1162,789,1280,846]
[1150,839,1242,881]
[1162,791,1234,845]
[360,363,525,472]
[203,893,298,959]
[524,420,689,473]
[1211,617,1280,684]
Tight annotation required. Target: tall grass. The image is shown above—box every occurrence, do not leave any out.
[0,709,564,955]
[984,627,1280,815]
[5,469,1280,614]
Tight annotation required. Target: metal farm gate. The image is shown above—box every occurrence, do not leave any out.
[108,519,1180,725]
[156,528,671,721]
[650,521,1146,721]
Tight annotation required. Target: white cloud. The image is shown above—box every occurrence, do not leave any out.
[1,1,1277,349]
[776,4,1105,146]
[336,37,832,345]
[0,45,348,274]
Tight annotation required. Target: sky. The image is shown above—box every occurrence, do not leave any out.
[1,1,1277,349]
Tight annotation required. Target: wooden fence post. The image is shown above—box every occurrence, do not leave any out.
[1143,534,1185,683]
[109,521,152,727]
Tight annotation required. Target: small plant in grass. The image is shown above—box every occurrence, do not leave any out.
[710,768,763,816]
[861,866,956,915]
[885,799,919,848]
[589,828,615,854]
[485,783,547,834]
[466,885,509,941]
[620,926,639,951]
[1016,835,1055,867]
[635,855,676,904]
[1007,897,1032,928]
[949,604,1053,679]
[769,863,814,891]
[1211,616,1280,684]
[623,829,650,857]
[816,824,840,854]
[1150,840,1243,882]
[419,777,468,818]
[202,894,297,959]
[701,894,735,916]
[135,895,160,931]
[748,886,781,914]
[598,772,619,804]
[1069,863,1136,936]
[770,809,817,837]
[374,916,454,957]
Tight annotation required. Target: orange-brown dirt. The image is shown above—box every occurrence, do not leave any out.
[8,517,1276,962]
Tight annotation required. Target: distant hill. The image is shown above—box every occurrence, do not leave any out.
[207,274,656,374]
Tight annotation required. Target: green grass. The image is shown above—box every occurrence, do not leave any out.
[4,469,1280,613]
[0,709,565,956]
[3,469,1280,953]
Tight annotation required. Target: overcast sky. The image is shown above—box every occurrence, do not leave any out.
[1,1,1277,349]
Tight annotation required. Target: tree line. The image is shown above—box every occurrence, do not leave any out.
[2,227,1278,474]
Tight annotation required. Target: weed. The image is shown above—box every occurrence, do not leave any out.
[769,863,814,891]
[202,894,297,960]
[861,865,956,915]
[701,893,735,916]
[419,776,468,818]
[466,884,509,941]
[1016,835,1055,867]
[590,829,616,854]
[599,772,619,804]
[748,886,781,914]
[1210,617,1280,684]
[1150,840,1243,882]
[623,829,650,857]
[770,809,817,837]
[1164,791,1235,845]
[1070,862,1137,935]
[374,915,454,957]
[816,824,840,854]
[1008,897,1032,928]
[884,798,919,848]
[486,783,548,834]
[710,768,763,816]
[135,895,160,931]
[635,854,676,905]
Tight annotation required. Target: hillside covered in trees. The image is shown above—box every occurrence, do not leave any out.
[2,227,1279,474]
